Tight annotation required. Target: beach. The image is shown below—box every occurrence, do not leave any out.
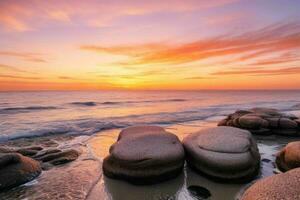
[1,90,300,199]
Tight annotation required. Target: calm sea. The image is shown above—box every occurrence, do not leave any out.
[1,90,300,142]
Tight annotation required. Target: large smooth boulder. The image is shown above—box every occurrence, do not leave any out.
[276,141,300,172]
[0,153,42,191]
[240,168,300,200]
[183,127,260,182]
[103,126,185,185]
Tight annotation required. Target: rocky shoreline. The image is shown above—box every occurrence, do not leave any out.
[1,107,300,199]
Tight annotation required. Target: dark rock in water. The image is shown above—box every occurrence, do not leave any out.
[278,118,298,129]
[240,168,300,200]
[250,128,271,135]
[238,115,266,130]
[36,149,79,165]
[218,107,300,136]
[16,146,43,156]
[103,126,185,185]
[188,185,211,199]
[261,158,271,163]
[217,118,228,126]
[183,127,260,182]
[272,129,299,136]
[33,148,62,159]
[0,153,41,191]
[276,141,300,172]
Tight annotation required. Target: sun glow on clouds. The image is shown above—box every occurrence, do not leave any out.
[0,0,300,91]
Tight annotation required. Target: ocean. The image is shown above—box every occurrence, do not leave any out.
[1,90,300,142]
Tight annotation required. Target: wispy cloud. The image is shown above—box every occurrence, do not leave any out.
[81,22,300,67]
[0,0,239,32]
[0,74,40,80]
[184,76,216,80]
[211,67,300,76]
[0,51,46,63]
[0,63,27,73]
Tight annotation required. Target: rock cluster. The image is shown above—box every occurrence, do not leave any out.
[0,153,41,191]
[276,141,300,172]
[240,168,300,200]
[103,126,185,184]
[183,127,260,182]
[218,107,300,136]
[0,146,79,169]
[0,145,80,191]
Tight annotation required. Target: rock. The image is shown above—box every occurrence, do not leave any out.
[249,107,280,116]
[226,120,234,126]
[218,108,300,136]
[183,127,260,182]
[33,148,62,159]
[265,117,280,128]
[272,129,299,136]
[240,168,300,200]
[238,115,265,130]
[36,149,79,165]
[228,110,252,120]
[261,158,271,163]
[16,146,43,157]
[187,185,211,199]
[0,146,14,153]
[278,118,298,129]
[249,128,271,135]
[0,153,41,191]
[276,141,300,172]
[103,126,185,185]
[232,118,241,127]
[217,118,228,126]
[282,113,298,120]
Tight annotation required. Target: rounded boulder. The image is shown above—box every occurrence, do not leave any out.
[103,126,185,184]
[0,153,42,191]
[240,168,300,200]
[183,127,260,182]
[276,141,300,172]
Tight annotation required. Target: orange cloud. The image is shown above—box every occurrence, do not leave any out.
[0,74,41,80]
[81,22,300,67]
[211,67,300,76]
[0,51,46,63]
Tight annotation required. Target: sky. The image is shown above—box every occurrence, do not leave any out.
[0,0,300,91]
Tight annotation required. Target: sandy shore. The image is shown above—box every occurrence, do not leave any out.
[1,116,299,200]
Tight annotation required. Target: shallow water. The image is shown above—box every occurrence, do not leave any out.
[1,90,300,199]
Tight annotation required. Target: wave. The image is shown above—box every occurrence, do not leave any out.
[102,98,186,105]
[1,99,299,142]
[70,101,97,106]
[0,106,58,114]
[69,99,187,107]
[0,106,226,142]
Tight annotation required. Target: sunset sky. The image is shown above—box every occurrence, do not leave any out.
[0,0,300,90]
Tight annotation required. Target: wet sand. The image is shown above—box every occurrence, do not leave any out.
[1,117,299,200]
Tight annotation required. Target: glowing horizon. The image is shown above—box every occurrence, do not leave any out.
[0,0,300,91]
